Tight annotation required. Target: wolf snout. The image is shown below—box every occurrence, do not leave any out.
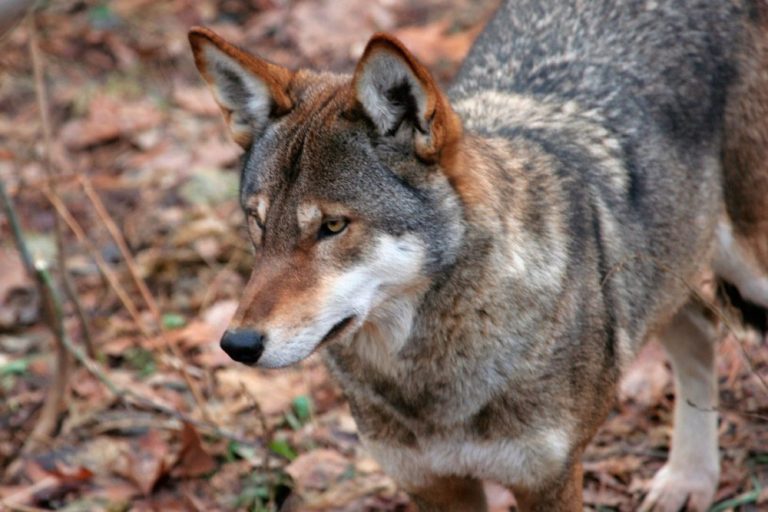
[220,328,265,365]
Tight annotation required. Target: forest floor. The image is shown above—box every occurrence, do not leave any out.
[0,1,767,510]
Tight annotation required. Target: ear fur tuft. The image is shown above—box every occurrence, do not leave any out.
[353,33,461,161]
[188,26,294,147]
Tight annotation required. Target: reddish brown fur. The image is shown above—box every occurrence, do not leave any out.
[723,7,768,273]
[513,458,584,512]
[231,252,319,332]
[440,135,503,212]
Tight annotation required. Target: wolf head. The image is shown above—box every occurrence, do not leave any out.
[189,27,466,367]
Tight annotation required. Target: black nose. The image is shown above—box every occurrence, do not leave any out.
[220,329,265,364]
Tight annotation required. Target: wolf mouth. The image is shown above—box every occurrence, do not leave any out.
[320,316,355,346]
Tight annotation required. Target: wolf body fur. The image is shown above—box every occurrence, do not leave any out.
[189,1,768,510]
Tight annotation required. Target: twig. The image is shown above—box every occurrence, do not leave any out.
[0,476,60,512]
[42,188,150,337]
[28,17,72,450]
[240,382,276,509]
[41,189,206,383]
[78,175,215,424]
[35,265,253,446]
[1,181,256,451]
[43,186,207,368]
[0,0,34,41]
[28,13,95,358]
[0,178,69,458]
[3,22,72,455]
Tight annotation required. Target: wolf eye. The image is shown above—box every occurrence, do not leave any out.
[319,218,348,238]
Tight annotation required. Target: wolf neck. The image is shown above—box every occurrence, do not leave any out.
[338,93,590,381]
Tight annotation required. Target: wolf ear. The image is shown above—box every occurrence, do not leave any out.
[188,27,293,148]
[353,34,461,161]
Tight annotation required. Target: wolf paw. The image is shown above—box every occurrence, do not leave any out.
[639,464,718,512]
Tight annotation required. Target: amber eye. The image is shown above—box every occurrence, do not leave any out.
[319,218,348,238]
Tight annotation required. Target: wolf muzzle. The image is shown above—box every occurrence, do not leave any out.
[220,329,265,364]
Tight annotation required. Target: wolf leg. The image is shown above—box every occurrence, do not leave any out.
[640,301,719,512]
[406,476,487,512]
[511,459,583,512]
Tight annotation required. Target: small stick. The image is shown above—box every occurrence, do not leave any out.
[0,476,60,511]
[35,265,254,446]
[0,178,69,458]
[42,189,150,337]
[42,189,208,378]
[4,21,72,453]
[1,183,255,450]
[240,382,276,509]
[0,0,34,41]
[78,175,215,424]
[28,14,95,358]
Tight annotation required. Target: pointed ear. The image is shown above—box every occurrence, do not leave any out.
[188,27,294,148]
[353,34,461,161]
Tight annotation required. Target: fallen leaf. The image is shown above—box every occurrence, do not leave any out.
[60,94,164,150]
[122,429,170,496]
[216,367,310,415]
[583,482,628,507]
[192,136,242,169]
[286,449,350,493]
[178,168,238,207]
[758,485,768,505]
[393,19,481,68]
[287,0,395,65]
[171,423,217,478]
[173,85,220,116]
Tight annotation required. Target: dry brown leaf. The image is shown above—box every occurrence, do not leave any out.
[88,477,139,504]
[192,137,242,169]
[583,483,628,507]
[393,20,481,68]
[287,0,395,65]
[122,429,171,496]
[60,95,164,150]
[216,367,310,415]
[48,461,94,482]
[172,85,220,117]
[300,473,399,510]
[584,455,643,477]
[188,300,238,366]
[286,449,350,494]
[171,422,217,478]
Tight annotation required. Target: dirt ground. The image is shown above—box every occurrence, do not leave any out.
[0,1,766,510]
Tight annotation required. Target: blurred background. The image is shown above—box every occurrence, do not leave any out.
[0,1,766,510]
